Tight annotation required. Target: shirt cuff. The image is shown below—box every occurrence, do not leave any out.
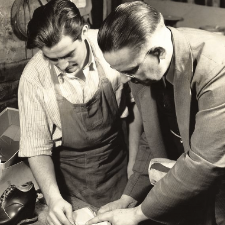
[18,149,52,157]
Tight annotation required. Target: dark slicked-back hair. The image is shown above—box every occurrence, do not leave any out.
[27,0,84,49]
[98,1,161,53]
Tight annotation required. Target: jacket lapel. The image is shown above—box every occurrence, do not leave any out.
[170,27,193,152]
[129,82,168,158]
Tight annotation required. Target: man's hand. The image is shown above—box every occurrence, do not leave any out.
[46,197,75,225]
[97,195,137,214]
[86,205,148,225]
[28,156,74,225]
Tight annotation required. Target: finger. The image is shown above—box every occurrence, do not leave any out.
[49,222,55,225]
[86,212,111,225]
[54,209,72,225]
[47,221,55,225]
[64,204,75,225]
[98,200,120,215]
[47,214,61,225]
[98,204,111,214]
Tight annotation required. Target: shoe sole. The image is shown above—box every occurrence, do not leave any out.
[17,215,38,225]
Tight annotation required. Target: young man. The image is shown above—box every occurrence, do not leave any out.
[87,1,225,225]
[18,0,137,224]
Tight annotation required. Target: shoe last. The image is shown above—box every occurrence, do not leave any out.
[0,181,37,225]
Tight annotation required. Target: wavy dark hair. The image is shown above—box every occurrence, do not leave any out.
[27,0,84,49]
[98,1,161,53]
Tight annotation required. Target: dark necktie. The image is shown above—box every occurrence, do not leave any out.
[154,78,184,157]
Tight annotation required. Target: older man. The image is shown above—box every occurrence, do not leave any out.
[87,1,225,225]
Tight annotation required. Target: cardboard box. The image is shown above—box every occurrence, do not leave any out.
[0,107,38,196]
[0,107,20,163]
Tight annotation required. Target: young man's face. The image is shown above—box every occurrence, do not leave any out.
[42,27,88,74]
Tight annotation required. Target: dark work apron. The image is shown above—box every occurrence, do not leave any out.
[50,59,127,208]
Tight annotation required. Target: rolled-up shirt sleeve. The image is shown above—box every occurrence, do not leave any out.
[18,74,54,157]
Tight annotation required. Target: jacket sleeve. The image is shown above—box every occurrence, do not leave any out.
[123,131,153,203]
[141,65,225,223]
[123,82,169,204]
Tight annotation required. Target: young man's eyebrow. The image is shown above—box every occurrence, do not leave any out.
[63,49,76,58]
[43,49,75,61]
[120,66,139,74]
[43,54,57,61]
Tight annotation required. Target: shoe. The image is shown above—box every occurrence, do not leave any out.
[0,181,37,225]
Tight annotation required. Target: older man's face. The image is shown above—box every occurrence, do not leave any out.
[103,42,169,85]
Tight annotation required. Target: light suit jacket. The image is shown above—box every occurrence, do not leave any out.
[123,27,225,224]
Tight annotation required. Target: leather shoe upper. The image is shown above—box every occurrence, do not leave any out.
[0,181,37,225]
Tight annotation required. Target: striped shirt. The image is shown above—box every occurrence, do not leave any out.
[18,31,130,157]
[57,40,99,104]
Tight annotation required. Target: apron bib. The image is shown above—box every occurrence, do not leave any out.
[50,59,127,208]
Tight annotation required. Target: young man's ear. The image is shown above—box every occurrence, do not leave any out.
[150,47,166,61]
[81,25,89,40]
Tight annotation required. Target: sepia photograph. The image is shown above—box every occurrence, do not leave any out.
[0,0,224,224]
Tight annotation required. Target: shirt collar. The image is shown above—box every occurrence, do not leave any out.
[83,39,95,71]
[165,54,175,84]
[164,28,175,85]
